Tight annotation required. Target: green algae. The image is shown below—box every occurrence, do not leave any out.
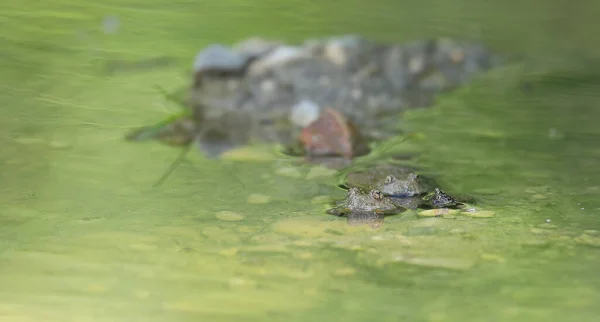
[1,1,600,322]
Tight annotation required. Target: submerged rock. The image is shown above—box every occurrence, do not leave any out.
[193,44,249,75]
[299,108,370,159]
[127,34,501,170]
[233,37,281,60]
[182,35,501,157]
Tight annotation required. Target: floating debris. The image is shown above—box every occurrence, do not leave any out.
[418,208,460,217]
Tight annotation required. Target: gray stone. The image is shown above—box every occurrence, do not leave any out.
[193,44,247,73]
[233,37,280,60]
[184,36,501,156]
[247,46,310,76]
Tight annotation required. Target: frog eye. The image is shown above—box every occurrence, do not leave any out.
[371,189,383,200]
[384,175,394,184]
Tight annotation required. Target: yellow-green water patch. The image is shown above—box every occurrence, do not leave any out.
[418,208,461,217]
[201,227,241,243]
[481,253,507,263]
[220,145,277,162]
[391,255,475,270]
[574,233,600,247]
[275,165,303,178]
[246,193,272,204]
[310,195,331,205]
[293,251,314,260]
[306,165,337,179]
[333,267,357,276]
[272,216,345,238]
[464,210,496,218]
[215,210,245,222]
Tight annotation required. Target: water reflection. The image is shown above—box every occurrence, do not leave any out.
[346,211,386,228]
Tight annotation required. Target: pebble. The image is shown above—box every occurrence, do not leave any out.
[290,99,321,127]
[324,34,367,66]
[193,44,247,73]
[247,193,272,204]
[215,211,245,222]
[324,42,347,66]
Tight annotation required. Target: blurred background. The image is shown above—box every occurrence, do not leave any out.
[1,1,599,321]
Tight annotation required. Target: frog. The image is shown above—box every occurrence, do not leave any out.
[339,163,468,210]
[340,163,423,191]
[326,187,404,217]
[422,188,463,209]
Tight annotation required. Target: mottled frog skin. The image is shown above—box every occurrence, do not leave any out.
[326,187,403,217]
[377,173,428,197]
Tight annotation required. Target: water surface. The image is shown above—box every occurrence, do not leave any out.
[1,1,600,321]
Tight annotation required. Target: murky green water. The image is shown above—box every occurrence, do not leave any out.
[1,1,600,321]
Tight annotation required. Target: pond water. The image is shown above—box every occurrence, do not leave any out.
[1,1,600,321]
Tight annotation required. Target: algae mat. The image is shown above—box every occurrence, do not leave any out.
[1,1,600,321]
